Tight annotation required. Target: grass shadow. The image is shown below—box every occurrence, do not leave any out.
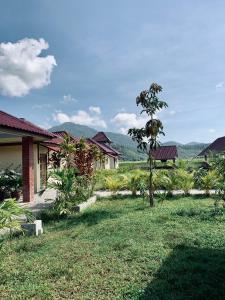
[98,194,139,202]
[124,245,225,300]
[47,209,122,232]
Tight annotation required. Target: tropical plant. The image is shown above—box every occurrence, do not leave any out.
[128,170,147,196]
[105,174,129,194]
[48,168,91,215]
[0,198,33,235]
[128,83,168,206]
[176,169,194,196]
[211,155,225,205]
[154,170,177,197]
[73,138,101,178]
[193,167,208,189]
[200,170,218,196]
[0,169,22,201]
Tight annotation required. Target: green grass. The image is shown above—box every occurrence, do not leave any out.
[1,196,225,299]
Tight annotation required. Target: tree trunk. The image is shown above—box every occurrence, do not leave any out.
[149,152,154,207]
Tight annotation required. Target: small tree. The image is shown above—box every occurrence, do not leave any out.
[128,83,168,206]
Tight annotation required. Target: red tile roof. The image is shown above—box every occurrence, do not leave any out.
[0,111,54,138]
[198,136,225,156]
[92,132,112,143]
[88,138,120,157]
[152,145,178,160]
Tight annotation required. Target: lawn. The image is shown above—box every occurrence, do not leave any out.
[1,196,225,299]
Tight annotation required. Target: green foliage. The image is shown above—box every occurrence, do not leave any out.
[0,169,22,201]
[154,170,177,196]
[48,168,92,215]
[176,169,194,196]
[128,169,147,196]
[212,155,225,201]
[105,174,129,193]
[0,199,33,233]
[200,170,218,196]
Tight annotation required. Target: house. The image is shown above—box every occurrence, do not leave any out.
[45,130,120,170]
[0,111,55,202]
[89,132,120,169]
[198,136,225,160]
[0,111,120,203]
[152,145,178,163]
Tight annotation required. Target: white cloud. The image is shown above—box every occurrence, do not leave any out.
[112,112,148,134]
[89,106,101,114]
[209,128,216,133]
[53,112,71,123]
[0,38,56,97]
[61,94,77,104]
[53,107,107,128]
[216,82,224,89]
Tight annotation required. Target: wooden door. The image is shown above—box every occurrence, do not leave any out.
[40,154,47,190]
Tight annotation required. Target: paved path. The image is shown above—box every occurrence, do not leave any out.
[19,189,57,215]
[95,189,216,197]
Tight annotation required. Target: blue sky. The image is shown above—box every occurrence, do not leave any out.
[1,0,225,143]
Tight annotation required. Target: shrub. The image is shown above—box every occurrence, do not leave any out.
[105,174,129,193]
[200,170,218,196]
[176,169,194,196]
[128,170,147,196]
[48,168,93,215]
[0,199,33,235]
[193,167,208,189]
[153,170,177,196]
[0,169,22,201]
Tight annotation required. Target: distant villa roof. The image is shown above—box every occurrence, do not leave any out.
[152,145,178,160]
[198,136,225,156]
[92,132,112,144]
[0,110,54,138]
[88,138,120,157]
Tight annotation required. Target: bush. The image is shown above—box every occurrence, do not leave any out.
[176,169,194,196]
[48,168,93,215]
[0,169,22,201]
[0,198,33,234]
[128,170,147,196]
[200,170,218,196]
[153,170,177,196]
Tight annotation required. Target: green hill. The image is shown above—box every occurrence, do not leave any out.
[49,122,209,161]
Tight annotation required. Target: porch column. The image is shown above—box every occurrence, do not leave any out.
[22,137,34,202]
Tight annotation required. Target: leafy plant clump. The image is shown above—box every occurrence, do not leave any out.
[0,198,33,235]
[0,169,22,201]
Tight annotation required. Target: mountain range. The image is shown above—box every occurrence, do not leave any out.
[49,122,209,160]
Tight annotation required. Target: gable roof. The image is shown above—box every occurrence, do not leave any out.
[92,132,112,143]
[152,145,178,160]
[88,138,120,157]
[0,111,54,138]
[198,136,225,156]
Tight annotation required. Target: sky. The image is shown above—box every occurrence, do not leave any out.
[0,0,225,143]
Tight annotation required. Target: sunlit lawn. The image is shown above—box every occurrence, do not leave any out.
[1,195,225,299]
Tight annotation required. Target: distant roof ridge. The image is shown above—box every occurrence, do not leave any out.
[198,135,225,156]
[152,145,178,160]
[92,131,112,143]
